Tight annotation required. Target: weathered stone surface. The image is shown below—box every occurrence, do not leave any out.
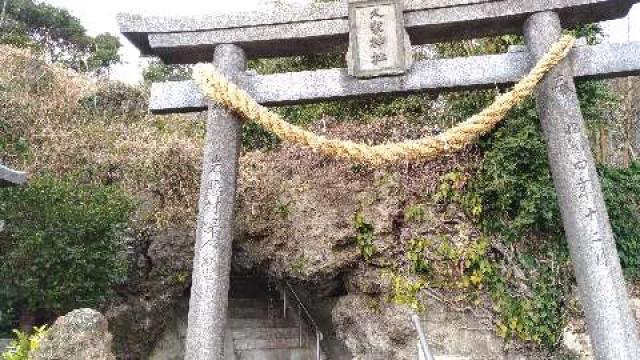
[332,294,540,360]
[347,0,409,78]
[31,309,116,360]
[524,11,640,359]
[149,299,189,360]
[184,44,246,360]
[0,164,26,187]
[332,295,416,359]
[562,298,640,359]
[118,0,636,63]
[148,41,640,113]
[106,227,195,360]
[0,339,10,354]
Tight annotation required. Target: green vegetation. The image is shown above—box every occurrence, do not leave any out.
[489,258,567,347]
[290,255,309,277]
[142,59,192,84]
[0,175,133,333]
[389,27,640,350]
[0,0,121,73]
[467,99,562,241]
[275,199,293,218]
[1,326,48,360]
[407,237,430,274]
[404,204,426,223]
[354,211,377,261]
[599,163,640,277]
[1,6,637,356]
[387,273,425,312]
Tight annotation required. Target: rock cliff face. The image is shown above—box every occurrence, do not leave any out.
[229,142,535,359]
[107,117,535,359]
[105,118,610,359]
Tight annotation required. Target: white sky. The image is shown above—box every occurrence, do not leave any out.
[43,0,640,84]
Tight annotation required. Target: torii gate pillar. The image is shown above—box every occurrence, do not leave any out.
[524,11,640,358]
[185,44,246,360]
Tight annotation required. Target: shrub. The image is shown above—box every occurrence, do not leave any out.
[1,326,47,360]
[599,162,640,277]
[0,175,134,332]
[80,82,148,122]
[467,99,561,241]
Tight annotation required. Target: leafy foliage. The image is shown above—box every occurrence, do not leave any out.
[0,175,133,332]
[406,237,430,274]
[1,0,89,53]
[599,162,640,277]
[354,211,377,261]
[0,0,121,73]
[1,326,47,360]
[425,26,637,351]
[490,260,567,347]
[468,99,561,241]
[387,273,425,312]
[86,33,121,75]
[404,204,426,223]
[80,81,148,121]
[142,59,192,84]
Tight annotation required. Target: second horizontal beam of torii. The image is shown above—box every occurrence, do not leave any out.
[150,41,640,114]
[0,164,27,187]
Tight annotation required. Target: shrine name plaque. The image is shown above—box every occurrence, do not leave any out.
[348,0,409,78]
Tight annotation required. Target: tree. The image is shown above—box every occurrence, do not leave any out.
[0,175,133,333]
[142,58,191,84]
[85,33,122,76]
[0,0,122,73]
[1,0,91,63]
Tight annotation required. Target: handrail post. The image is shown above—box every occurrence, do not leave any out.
[283,290,287,319]
[316,329,321,360]
[282,281,324,357]
[298,304,303,347]
[413,315,434,360]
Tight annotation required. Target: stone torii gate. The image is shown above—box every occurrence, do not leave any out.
[0,165,26,188]
[0,164,27,232]
[119,1,640,359]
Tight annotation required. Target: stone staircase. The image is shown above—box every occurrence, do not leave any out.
[227,277,321,360]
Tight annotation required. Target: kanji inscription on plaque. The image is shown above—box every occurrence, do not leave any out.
[348,0,409,78]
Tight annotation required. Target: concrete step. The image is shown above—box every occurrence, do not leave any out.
[231,327,300,340]
[228,298,271,309]
[228,306,269,319]
[229,318,294,329]
[234,337,301,351]
[229,278,274,298]
[236,348,315,360]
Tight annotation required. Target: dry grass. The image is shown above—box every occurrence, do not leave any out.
[0,45,204,228]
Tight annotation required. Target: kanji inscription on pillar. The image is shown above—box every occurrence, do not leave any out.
[347,0,408,78]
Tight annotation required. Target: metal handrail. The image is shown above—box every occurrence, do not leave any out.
[281,281,324,360]
[413,314,435,360]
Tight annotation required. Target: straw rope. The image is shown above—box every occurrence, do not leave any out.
[193,35,575,165]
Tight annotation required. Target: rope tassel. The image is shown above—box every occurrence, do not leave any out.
[193,35,576,166]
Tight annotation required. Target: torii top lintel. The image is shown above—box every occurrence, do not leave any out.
[118,0,637,64]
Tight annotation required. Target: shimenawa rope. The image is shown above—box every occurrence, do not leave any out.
[193,35,576,166]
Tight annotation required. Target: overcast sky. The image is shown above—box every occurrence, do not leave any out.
[43,0,640,84]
